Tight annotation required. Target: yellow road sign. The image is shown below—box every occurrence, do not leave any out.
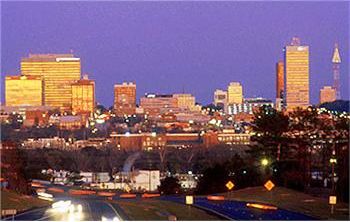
[264,180,275,191]
[226,181,235,190]
[124,185,131,193]
[186,195,194,205]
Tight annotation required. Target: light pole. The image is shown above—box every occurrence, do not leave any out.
[329,144,337,215]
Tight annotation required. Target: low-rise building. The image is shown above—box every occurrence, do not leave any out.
[58,115,84,130]
[131,170,160,192]
[227,97,273,115]
[110,131,251,150]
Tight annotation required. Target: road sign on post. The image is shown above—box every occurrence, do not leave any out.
[329,195,337,214]
[226,181,235,190]
[264,180,275,191]
[186,195,194,205]
[329,196,337,205]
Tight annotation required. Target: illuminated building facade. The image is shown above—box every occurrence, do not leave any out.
[284,37,310,111]
[227,97,273,115]
[5,75,43,106]
[227,82,243,104]
[140,94,179,116]
[173,94,196,111]
[214,89,227,109]
[110,131,251,150]
[275,61,284,111]
[71,75,95,115]
[21,54,81,111]
[319,86,336,104]
[114,82,136,116]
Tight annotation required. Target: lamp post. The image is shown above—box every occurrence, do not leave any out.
[329,144,337,215]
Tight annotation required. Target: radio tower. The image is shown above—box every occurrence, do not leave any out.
[332,43,341,100]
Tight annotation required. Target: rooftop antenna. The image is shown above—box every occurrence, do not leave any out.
[291,36,301,46]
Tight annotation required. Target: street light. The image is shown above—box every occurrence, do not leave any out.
[261,158,269,166]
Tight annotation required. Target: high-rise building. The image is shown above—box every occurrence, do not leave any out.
[319,86,336,104]
[173,94,196,111]
[21,54,81,111]
[5,75,43,107]
[284,37,310,111]
[275,61,284,111]
[332,43,341,100]
[214,89,227,109]
[276,61,284,98]
[227,82,243,104]
[71,75,95,115]
[114,82,136,116]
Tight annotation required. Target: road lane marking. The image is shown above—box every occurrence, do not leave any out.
[105,202,123,220]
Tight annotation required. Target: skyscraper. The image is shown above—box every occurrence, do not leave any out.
[319,86,336,104]
[275,61,284,111]
[227,82,243,104]
[5,75,43,106]
[276,61,284,99]
[114,82,136,116]
[71,75,95,115]
[332,43,341,100]
[21,54,81,111]
[284,37,310,111]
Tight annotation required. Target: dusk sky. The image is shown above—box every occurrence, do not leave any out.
[1,1,349,107]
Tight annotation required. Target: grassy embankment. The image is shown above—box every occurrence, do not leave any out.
[1,190,50,212]
[219,186,349,220]
[113,199,222,220]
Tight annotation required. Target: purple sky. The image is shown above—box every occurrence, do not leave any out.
[1,1,349,107]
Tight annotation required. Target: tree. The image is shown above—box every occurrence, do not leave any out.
[250,106,289,161]
[196,163,229,195]
[158,177,181,195]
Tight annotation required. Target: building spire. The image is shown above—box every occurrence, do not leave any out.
[332,43,341,63]
[332,43,341,99]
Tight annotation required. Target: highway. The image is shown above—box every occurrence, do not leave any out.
[3,182,125,221]
[5,199,123,221]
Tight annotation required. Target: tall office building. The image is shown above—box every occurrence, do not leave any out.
[332,43,341,100]
[227,82,243,104]
[21,54,81,111]
[319,86,336,104]
[284,37,310,111]
[275,61,284,111]
[114,82,136,116]
[173,94,196,111]
[5,75,43,106]
[71,75,95,115]
[214,89,227,109]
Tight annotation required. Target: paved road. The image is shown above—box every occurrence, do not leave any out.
[161,196,317,220]
[4,199,122,221]
[3,182,125,221]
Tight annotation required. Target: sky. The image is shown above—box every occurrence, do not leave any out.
[1,1,349,107]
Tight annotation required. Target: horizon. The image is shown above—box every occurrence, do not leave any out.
[1,1,349,107]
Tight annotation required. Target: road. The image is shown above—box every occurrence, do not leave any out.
[3,182,125,221]
[5,198,123,221]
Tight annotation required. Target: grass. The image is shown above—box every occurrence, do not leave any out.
[1,190,50,212]
[218,186,349,220]
[112,199,222,220]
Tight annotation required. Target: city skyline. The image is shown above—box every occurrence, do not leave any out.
[1,1,349,107]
